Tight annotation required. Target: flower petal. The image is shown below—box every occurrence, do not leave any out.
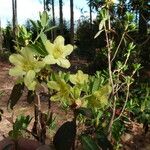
[9,66,26,77]
[9,54,24,66]
[24,70,36,90]
[21,47,35,61]
[57,58,71,68]
[63,44,73,57]
[43,55,57,64]
[69,70,88,85]
[54,36,64,46]
[45,40,54,54]
[33,61,45,73]
[69,74,77,85]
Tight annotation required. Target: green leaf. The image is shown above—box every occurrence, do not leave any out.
[75,107,93,118]
[125,12,134,22]
[40,32,48,44]
[41,11,48,27]
[96,133,113,150]
[72,86,81,99]
[92,78,101,93]
[53,121,76,150]
[27,43,48,56]
[29,19,38,32]
[96,111,103,127]
[94,30,104,39]
[44,26,57,32]
[7,83,24,110]
[112,120,125,141]
[37,20,43,29]
[99,20,105,30]
[47,81,60,91]
[64,73,70,82]
[9,115,32,139]
[80,135,99,150]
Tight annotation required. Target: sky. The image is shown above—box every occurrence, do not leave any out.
[0,0,94,27]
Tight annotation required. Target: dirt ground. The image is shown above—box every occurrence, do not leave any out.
[0,61,150,150]
[0,61,73,141]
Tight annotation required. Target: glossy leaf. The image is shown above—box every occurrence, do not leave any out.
[94,30,104,39]
[71,86,81,99]
[92,78,101,93]
[80,135,99,150]
[0,109,3,121]
[53,121,76,150]
[7,83,24,110]
[41,11,48,27]
[44,26,57,32]
[29,19,38,32]
[96,133,113,150]
[27,43,48,56]
[40,32,47,44]
[47,81,60,91]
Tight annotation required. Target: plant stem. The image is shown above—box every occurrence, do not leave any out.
[114,84,130,122]
[33,29,44,44]
[111,32,125,62]
[103,9,117,140]
[33,93,42,142]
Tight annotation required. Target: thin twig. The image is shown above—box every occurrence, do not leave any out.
[103,14,115,140]
[114,84,130,122]
[111,32,125,62]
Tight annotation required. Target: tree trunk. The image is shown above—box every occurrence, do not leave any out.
[52,0,56,40]
[138,0,149,67]
[139,0,148,35]
[43,0,46,11]
[12,0,18,39]
[70,0,74,45]
[59,0,63,35]
[89,0,92,29]
[0,20,3,51]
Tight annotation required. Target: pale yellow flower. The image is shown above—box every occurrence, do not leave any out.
[9,47,45,90]
[43,36,73,68]
[107,0,116,4]
[70,70,88,85]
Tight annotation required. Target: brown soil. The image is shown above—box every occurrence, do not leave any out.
[0,61,150,150]
[0,61,73,141]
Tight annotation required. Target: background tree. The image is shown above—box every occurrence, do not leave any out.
[51,0,56,40]
[59,0,64,35]
[117,0,127,19]
[12,0,17,39]
[41,0,51,11]
[0,20,3,51]
[70,0,74,45]
[128,0,150,66]
[87,0,93,29]
[138,0,149,35]
[43,0,46,10]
